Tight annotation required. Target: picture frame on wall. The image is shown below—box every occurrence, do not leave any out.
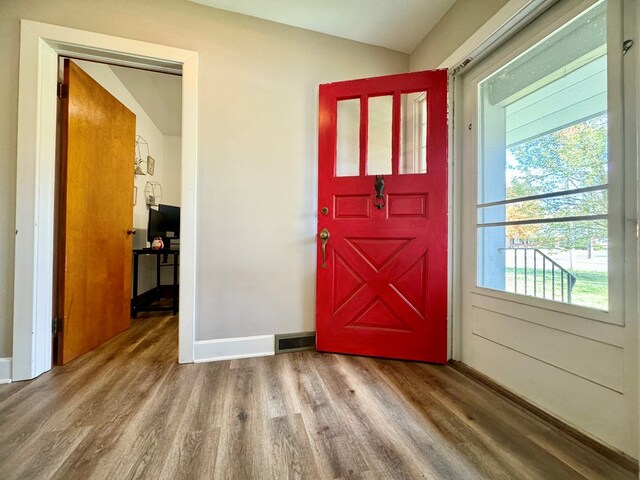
[147,155,155,175]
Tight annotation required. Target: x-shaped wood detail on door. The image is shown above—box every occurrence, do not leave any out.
[330,235,429,332]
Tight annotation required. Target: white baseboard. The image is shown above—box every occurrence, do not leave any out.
[194,335,275,363]
[0,357,12,384]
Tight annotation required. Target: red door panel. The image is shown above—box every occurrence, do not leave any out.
[316,70,448,364]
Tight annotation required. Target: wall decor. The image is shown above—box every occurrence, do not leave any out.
[144,181,163,206]
[134,135,151,175]
[147,155,155,175]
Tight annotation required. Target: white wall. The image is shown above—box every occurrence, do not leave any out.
[0,0,408,357]
[160,135,181,286]
[162,136,182,207]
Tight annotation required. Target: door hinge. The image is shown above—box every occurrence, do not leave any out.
[52,317,63,336]
[57,82,67,99]
[622,39,633,55]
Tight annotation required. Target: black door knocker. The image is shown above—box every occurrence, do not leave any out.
[374,175,385,210]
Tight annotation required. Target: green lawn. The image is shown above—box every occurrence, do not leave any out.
[505,267,608,311]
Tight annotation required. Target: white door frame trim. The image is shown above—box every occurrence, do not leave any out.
[13,20,198,380]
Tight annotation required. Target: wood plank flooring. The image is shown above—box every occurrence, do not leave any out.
[0,315,635,480]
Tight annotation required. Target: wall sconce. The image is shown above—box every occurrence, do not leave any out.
[144,181,163,206]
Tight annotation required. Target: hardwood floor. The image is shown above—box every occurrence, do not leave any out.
[0,315,635,480]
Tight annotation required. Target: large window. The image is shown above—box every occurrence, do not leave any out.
[477,1,610,311]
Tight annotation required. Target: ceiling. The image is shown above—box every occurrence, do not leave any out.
[111,66,182,136]
[188,0,456,54]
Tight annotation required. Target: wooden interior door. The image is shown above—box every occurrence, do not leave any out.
[316,70,448,363]
[57,60,136,364]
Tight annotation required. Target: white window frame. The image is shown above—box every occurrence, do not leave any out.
[463,0,631,326]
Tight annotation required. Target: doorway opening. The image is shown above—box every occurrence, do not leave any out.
[52,58,183,365]
[13,21,198,380]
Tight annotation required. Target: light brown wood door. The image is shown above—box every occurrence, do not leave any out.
[57,60,136,364]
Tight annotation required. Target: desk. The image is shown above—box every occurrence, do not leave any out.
[131,249,179,317]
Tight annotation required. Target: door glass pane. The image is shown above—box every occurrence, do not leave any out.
[336,99,360,177]
[400,92,427,174]
[367,95,392,175]
[476,0,609,311]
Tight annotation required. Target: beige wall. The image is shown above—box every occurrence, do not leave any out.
[410,0,509,71]
[0,0,408,356]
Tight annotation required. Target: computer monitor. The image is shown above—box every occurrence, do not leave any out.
[158,204,180,239]
[147,208,168,242]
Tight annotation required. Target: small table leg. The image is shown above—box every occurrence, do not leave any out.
[173,252,179,315]
[156,254,162,301]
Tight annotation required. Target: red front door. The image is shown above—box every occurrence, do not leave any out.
[316,70,448,363]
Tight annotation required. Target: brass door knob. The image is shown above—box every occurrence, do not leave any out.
[318,228,330,268]
[127,228,136,235]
